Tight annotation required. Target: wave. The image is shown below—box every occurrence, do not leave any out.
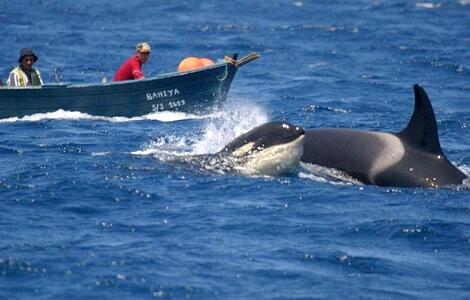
[415,2,442,9]
[134,98,269,157]
[298,163,363,186]
[0,109,204,123]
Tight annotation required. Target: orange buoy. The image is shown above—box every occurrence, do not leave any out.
[199,58,214,67]
[178,57,204,72]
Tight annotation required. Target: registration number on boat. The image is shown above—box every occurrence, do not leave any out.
[152,100,186,111]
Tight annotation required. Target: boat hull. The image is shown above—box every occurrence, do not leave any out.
[0,61,238,119]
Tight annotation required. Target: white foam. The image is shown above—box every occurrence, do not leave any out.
[132,135,194,156]
[134,98,269,157]
[191,99,269,155]
[142,111,206,122]
[458,163,470,179]
[454,165,470,190]
[299,163,363,186]
[91,152,110,156]
[462,178,470,190]
[0,109,202,123]
[308,62,328,69]
[415,2,442,9]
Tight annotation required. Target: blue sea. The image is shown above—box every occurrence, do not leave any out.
[1,1,470,299]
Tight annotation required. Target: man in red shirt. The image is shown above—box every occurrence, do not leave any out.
[113,42,151,81]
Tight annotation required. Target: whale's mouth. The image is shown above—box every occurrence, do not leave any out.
[236,135,305,176]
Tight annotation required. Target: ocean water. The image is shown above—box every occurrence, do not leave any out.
[1,1,470,299]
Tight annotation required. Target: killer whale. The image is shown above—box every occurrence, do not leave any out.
[217,121,305,176]
[301,84,467,187]
[159,121,305,176]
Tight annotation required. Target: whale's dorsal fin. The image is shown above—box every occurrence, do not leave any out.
[397,84,443,155]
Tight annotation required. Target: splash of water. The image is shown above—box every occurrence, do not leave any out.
[0,109,202,123]
[133,135,195,156]
[133,99,272,176]
[191,99,269,154]
[134,98,269,157]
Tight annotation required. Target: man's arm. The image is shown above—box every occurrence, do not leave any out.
[131,68,144,80]
[130,59,144,80]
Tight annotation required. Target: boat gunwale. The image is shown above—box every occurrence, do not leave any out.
[0,59,231,90]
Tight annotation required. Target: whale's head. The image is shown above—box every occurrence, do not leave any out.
[220,121,305,176]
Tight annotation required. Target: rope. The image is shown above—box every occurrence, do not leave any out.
[224,52,260,68]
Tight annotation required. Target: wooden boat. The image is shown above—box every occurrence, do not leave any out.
[0,53,259,119]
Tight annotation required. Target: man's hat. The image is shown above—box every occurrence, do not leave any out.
[136,42,151,53]
[18,48,38,63]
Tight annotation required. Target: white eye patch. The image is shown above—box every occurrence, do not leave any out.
[232,142,255,157]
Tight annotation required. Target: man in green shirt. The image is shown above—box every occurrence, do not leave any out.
[7,48,44,87]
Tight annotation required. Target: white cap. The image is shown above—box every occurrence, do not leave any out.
[136,42,151,53]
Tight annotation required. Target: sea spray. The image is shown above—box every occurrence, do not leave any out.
[191,99,269,154]
[134,98,269,157]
